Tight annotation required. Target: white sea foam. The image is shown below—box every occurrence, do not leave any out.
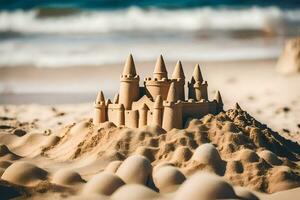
[0,6,299,34]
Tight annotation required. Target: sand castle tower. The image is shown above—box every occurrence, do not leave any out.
[162,82,182,131]
[119,54,140,109]
[139,103,149,127]
[214,91,224,113]
[93,91,106,125]
[152,95,163,127]
[144,55,172,100]
[172,61,185,101]
[188,64,208,101]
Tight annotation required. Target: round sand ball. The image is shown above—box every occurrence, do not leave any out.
[105,161,123,173]
[52,169,85,186]
[111,184,159,200]
[174,172,236,200]
[238,149,259,163]
[0,144,10,156]
[171,146,192,162]
[258,150,282,166]
[1,161,48,186]
[153,166,186,192]
[234,187,259,200]
[83,172,124,195]
[116,155,152,184]
[191,143,222,166]
[153,162,175,173]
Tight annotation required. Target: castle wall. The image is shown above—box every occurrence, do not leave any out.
[125,110,139,128]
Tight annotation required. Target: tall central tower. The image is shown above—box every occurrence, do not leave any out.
[144,55,171,100]
[119,54,140,110]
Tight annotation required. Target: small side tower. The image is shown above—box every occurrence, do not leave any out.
[139,103,149,127]
[172,60,185,101]
[119,54,140,110]
[145,55,171,100]
[188,64,208,101]
[214,90,224,113]
[152,95,163,127]
[162,82,182,131]
[93,91,106,125]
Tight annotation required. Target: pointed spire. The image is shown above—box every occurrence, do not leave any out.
[172,60,185,79]
[140,103,149,110]
[113,93,119,104]
[96,91,105,103]
[153,55,168,79]
[214,91,223,105]
[122,54,137,76]
[154,95,163,109]
[192,64,203,83]
[167,82,177,102]
[235,102,241,110]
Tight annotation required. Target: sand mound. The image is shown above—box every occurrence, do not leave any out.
[171,146,192,163]
[153,165,186,192]
[111,184,159,200]
[1,161,48,186]
[258,150,283,166]
[1,105,300,197]
[237,149,260,163]
[191,143,222,165]
[52,169,85,186]
[174,172,237,200]
[116,155,152,185]
[83,172,125,195]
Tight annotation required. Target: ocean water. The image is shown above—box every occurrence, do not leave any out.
[0,1,300,67]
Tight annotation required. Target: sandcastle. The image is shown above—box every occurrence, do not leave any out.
[93,55,223,131]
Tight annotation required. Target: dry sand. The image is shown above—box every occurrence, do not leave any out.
[0,59,300,199]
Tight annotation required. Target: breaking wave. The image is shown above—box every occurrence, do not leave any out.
[0,6,299,34]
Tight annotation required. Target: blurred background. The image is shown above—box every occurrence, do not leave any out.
[0,0,300,103]
[0,0,300,136]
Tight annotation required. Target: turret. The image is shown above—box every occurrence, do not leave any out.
[172,61,185,101]
[162,82,182,131]
[144,55,171,100]
[153,55,168,80]
[214,90,223,113]
[93,91,106,125]
[152,95,163,127]
[139,103,149,127]
[188,64,208,101]
[119,54,140,110]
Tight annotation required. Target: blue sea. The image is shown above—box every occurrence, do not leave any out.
[0,0,300,67]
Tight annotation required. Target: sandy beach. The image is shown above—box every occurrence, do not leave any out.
[1,1,300,199]
[0,57,300,199]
